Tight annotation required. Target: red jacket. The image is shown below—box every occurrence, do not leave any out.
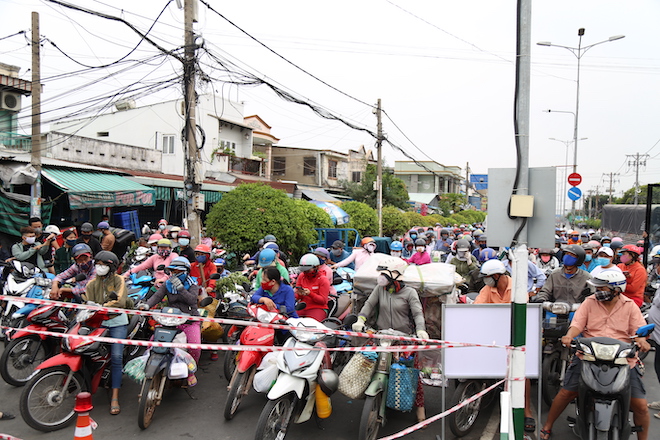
[617,261,646,307]
[295,270,330,311]
[190,260,218,291]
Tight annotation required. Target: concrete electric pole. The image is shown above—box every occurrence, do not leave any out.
[30,11,42,219]
[375,98,383,237]
[627,153,649,205]
[602,172,619,204]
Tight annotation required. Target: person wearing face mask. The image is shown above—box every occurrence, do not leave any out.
[251,266,298,318]
[328,240,354,269]
[567,230,582,245]
[157,219,169,237]
[471,235,488,260]
[141,257,202,387]
[600,236,612,247]
[402,239,415,259]
[577,243,598,273]
[146,233,163,255]
[352,258,428,423]
[50,243,96,301]
[535,248,560,277]
[54,229,77,273]
[617,245,646,307]
[332,237,377,271]
[169,226,181,247]
[533,244,592,305]
[83,251,129,415]
[125,238,179,284]
[173,230,195,263]
[97,221,116,252]
[407,229,419,243]
[294,254,330,321]
[589,247,621,278]
[312,247,336,288]
[190,244,217,295]
[449,239,479,278]
[389,240,404,258]
[434,229,454,256]
[76,222,102,256]
[12,226,55,271]
[253,248,290,288]
[539,271,650,440]
[609,240,624,264]
[405,238,431,266]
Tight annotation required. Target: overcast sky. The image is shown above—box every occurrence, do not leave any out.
[2,0,659,210]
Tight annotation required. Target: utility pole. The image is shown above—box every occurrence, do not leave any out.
[30,11,42,219]
[375,98,383,237]
[627,153,649,205]
[602,172,619,204]
[183,0,202,246]
[465,162,470,206]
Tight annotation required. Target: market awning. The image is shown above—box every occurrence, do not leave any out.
[42,168,156,210]
[300,188,340,203]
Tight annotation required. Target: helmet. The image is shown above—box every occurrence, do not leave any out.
[473,229,484,236]
[157,238,172,247]
[94,251,119,272]
[588,240,601,249]
[588,270,627,292]
[263,242,280,251]
[72,243,93,258]
[590,234,602,242]
[414,238,426,246]
[389,241,403,251]
[538,248,553,255]
[425,231,436,239]
[621,244,641,256]
[477,235,487,242]
[148,234,163,244]
[135,247,149,261]
[600,236,611,243]
[170,226,181,233]
[264,234,277,243]
[612,237,623,243]
[563,244,586,266]
[455,239,470,251]
[331,240,344,249]
[480,259,507,276]
[408,229,419,238]
[440,229,450,236]
[403,239,413,247]
[258,249,277,267]
[194,244,211,253]
[178,230,191,239]
[376,257,409,278]
[361,237,375,247]
[478,248,497,262]
[80,222,94,233]
[158,219,168,226]
[299,254,320,271]
[97,221,110,230]
[609,241,624,252]
[317,369,339,396]
[167,256,191,271]
[213,258,226,266]
[45,225,61,235]
[581,243,594,251]
[313,247,330,260]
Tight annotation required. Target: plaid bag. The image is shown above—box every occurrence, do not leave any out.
[338,352,377,399]
[386,363,419,412]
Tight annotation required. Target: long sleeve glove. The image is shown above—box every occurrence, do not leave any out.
[416,330,429,341]
[169,275,184,292]
[352,316,366,332]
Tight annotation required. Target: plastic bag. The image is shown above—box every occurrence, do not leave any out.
[386,363,419,412]
[417,349,447,387]
[173,348,197,373]
[338,352,377,399]
[253,363,279,393]
[123,353,148,383]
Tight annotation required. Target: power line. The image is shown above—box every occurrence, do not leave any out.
[0,30,27,42]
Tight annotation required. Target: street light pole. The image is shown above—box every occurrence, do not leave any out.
[538,29,624,226]
[547,134,588,219]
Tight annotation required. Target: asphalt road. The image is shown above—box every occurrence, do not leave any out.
[0,347,658,440]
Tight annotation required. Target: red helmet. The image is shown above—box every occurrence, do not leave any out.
[194,244,211,253]
[178,230,191,239]
[621,244,641,256]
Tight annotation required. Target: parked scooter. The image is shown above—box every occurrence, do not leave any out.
[567,323,655,439]
[253,317,338,440]
[447,377,500,437]
[126,269,156,303]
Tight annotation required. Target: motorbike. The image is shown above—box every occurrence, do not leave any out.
[447,377,500,437]
[541,301,580,406]
[324,267,354,327]
[126,269,156,303]
[19,301,144,431]
[567,323,655,440]
[137,297,213,430]
[253,317,338,440]
[223,303,290,420]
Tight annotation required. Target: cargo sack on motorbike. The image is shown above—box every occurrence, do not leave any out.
[338,352,377,399]
[386,363,420,412]
[417,349,447,387]
[123,353,149,383]
[169,347,196,379]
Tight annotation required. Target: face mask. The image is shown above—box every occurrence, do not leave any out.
[456,250,468,261]
[410,234,417,240]
[24,236,36,245]
[584,254,592,262]
[593,257,611,266]
[79,260,93,271]
[365,243,376,253]
[178,238,190,247]
[483,276,496,287]
[479,243,486,249]
[540,255,551,264]
[603,243,611,248]
[95,265,110,276]
[569,236,578,242]
[416,246,425,253]
[159,225,166,230]
[563,254,578,267]
[261,280,275,291]
[377,274,390,287]
[66,239,77,247]
[157,248,171,258]
[391,251,402,258]
[81,233,91,239]
[151,246,158,253]
[332,249,342,256]
[619,254,632,265]
[32,227,42,235]
[595,289,616,302]
[196,255,208,264]
[171,233,178,239]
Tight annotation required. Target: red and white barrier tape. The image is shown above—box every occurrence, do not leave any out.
[0,434,22,440]
[0,294,511,349]
[378,379,506,440]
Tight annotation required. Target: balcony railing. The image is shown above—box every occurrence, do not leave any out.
[0,131,31,152]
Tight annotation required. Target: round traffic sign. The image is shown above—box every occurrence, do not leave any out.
[567,172,582,186]
[567,187,582,201]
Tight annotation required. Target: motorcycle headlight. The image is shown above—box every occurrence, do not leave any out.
[155,314,188,327]
[551,302,570,315]
[614,348,632,365]
[591,342,618,361]
[579,342,595,361]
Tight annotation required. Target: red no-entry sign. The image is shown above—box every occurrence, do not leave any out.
[568,172,582,186]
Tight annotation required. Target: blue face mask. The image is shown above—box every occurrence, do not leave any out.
[563,254,578,267]
[593,257,610,266]
[66,239,77,247]
[178,238,190,247]
[603,243,611,248]
[584,254,592,262]
[196,255,208,264]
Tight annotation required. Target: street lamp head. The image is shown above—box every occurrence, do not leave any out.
[537,41,552,46]
[609,35,625,41]
[578,28,585,36]
[543,109,552,113]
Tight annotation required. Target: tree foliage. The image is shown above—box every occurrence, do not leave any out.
[293,200,334,229]
[205,183,317,260]
[340,164,409,210]
[382,206,409,237]
[340,201,378,238]
[615,185,660,205]
[438,193,465,216]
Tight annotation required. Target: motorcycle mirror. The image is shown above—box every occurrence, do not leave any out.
[279,305,288,314]
[209,273,221,280]
[108,291,118,301]
[295,302,307,311]
[75,273,87,282]
[636,323,656,338]
[156,264,166,271]
[199,296,214,308]
[343,313,358,327]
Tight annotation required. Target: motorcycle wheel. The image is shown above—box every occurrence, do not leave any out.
[223,334,240,382]
[137,370,163,430]
[358,393,383,440]
[542,351,562,407]
[448,380,483,437]
[224,368,252,420]
[0,335,50,387]
[20,366,85,432]
[254,393,296,440]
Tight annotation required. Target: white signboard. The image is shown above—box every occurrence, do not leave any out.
[443,304,541,378]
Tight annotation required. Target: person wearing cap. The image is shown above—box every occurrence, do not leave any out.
[76,222,102,256]
[328,240,353,269]
[125,238,179,284]
[51,243,97,301]
[253,248,290,288]
[54,229,77,273]
[190,244,218,295]
[98,221,116,252]
[172,230,194,263]
[617,245,646,307]
[213,258,230,278]
[589,246,622,278]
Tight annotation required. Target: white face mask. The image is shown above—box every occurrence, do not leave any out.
[456,250,468,261]
[24,236,36,245]
[391,251,402,258]
[171,233,178,239]
[365,243,376,253]
[416,246,425,253]
[377,274,390,287]
[95,265,110,276]
[178,238,190,247]
[483,276,496,287]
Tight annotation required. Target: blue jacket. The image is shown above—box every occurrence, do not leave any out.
[251,283,299,318]
[329,249,354,269]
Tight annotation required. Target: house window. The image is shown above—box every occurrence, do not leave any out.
[162,134,175,155]
[328,160,337,178]
[303,157,317,176]
[272,156,286,176]
[220,140,236,154]
[352,171,361,182]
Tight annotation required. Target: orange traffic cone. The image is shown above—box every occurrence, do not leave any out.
[73,392,94,440]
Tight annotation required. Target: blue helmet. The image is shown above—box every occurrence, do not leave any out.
[389,241,403,251]
[214,258,226,266]
[167,256,191,271]
[258,249,277,267]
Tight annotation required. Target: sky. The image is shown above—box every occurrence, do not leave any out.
[2,0,660,213]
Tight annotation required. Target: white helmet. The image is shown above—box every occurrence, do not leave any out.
[376,257,409,279]
[588,270,627,292]
[480,259,506,276]
[44,225,61,235]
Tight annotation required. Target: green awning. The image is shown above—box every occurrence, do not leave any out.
[0,190,53,236]
[42,168,156,210]
[202,190,222,203]
[153,186,173,201]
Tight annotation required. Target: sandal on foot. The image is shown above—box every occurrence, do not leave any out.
[0,412,15,420]
[110,399,120,415]
[187,375,197,387]
[654,412,660,420]
[540,428,552,440]
[524,417,536,432]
